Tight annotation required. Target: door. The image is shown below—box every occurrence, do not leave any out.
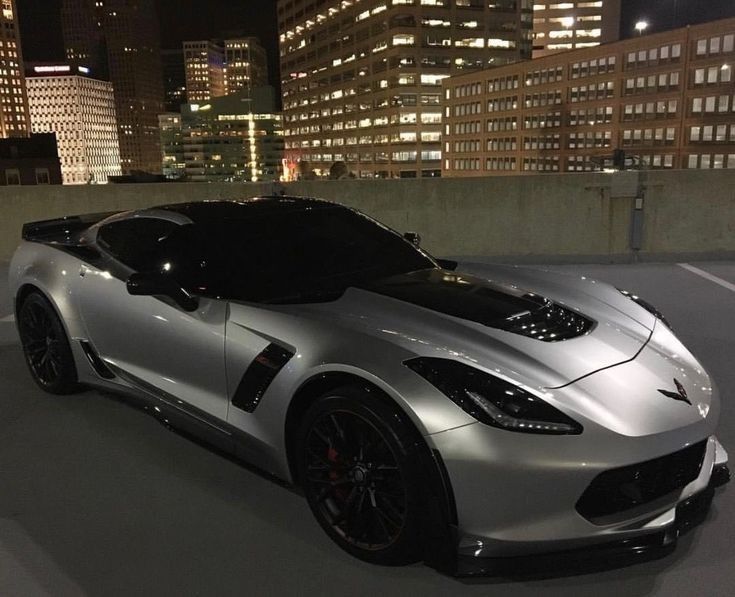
[76,216,229,422]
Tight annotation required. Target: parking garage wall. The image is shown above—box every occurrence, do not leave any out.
[0,169,733,263]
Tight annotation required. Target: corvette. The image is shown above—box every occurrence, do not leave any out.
[8,197,729,575]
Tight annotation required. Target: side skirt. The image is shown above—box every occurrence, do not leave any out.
[102,363,283,476]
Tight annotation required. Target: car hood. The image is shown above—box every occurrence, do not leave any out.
[287,267,655,391]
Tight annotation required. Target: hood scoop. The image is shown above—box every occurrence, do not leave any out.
[498,302,594,342]
[358,269,594,343]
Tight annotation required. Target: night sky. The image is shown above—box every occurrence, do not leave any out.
[620,0,735,38]
[15,0,735,87]
[17,0,279,84]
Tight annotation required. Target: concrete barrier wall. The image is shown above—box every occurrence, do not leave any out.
[0,170,733,263]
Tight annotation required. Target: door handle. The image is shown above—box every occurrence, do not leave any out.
[79,265,90,278]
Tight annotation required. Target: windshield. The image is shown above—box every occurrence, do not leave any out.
[156,206,437,302]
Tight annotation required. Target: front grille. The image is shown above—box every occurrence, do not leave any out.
[576,440,708,521]
[497,302,594,342]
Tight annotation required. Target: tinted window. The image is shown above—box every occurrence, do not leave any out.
[97,218,178,271]
[154,206,435,302]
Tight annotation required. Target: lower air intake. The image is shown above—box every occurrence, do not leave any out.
[576,440,708,521]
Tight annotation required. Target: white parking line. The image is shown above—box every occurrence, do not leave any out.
[0,314,14,323]
[678,263,735,293]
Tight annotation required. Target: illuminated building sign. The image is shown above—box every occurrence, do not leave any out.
[32,65,92,75]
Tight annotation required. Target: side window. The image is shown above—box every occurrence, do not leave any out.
[154,224,214,294]
[5,169,20,185]
[35,168,50,185]
[97,218,178,272]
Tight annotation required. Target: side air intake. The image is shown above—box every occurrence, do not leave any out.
[231,344,295,412]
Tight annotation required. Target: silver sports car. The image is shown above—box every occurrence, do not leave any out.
[8,197,729,575]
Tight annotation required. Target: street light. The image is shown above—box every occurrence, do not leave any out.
[561,16,575,29]
[635,20,649,36]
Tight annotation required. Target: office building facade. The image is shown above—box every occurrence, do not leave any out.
[161,87,284,182]
[184,40,226,102]
[184,37,269,102]
[27,64,122,184]
[532,0,621,58]
[224,37,268,95]
[443,18,735,176]
[278,0,533,179]
[0,0,30,138]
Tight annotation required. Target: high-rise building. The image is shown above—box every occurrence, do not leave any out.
[0,0,30,138]
[183,40,226,102]
[532,0,621,58]
[183,37,269,102]
[224,37,268,95]
[160,87,284,183]
[278,0,533,179]
[26,64,122,184]
[442,18,735,176]
[61,0,165,174]
[162,49,187,112]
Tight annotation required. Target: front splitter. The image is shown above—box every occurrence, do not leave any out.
[447,464,729,578]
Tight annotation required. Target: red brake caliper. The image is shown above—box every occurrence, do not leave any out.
[327,446,347,500]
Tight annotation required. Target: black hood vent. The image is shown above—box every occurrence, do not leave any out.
[497,301,594,342]
[359,269,594,343]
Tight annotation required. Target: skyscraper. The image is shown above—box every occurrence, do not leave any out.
[61,0,165,174]
[27,63,122,184]
[278,0,533,179]
[0,0,30,138]
[532,0,621,58]
[183,40,226,102]
[183,37,269,102]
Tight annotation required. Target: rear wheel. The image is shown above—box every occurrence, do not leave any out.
[296,386,426,565]
[17,292,79,394]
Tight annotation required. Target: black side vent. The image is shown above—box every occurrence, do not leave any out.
[497,302,594,342]
[232,344,295,412]
[79,341,115,379]
[576,440,708,521]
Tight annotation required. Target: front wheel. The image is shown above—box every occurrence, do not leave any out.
[17,292,79,394]
[296,386,427,565]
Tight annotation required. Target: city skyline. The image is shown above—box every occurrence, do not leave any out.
[5,0,735,184]
[16,1,735,90]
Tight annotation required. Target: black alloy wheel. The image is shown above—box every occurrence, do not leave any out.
[18,292,79,394]
[297,387,426,565]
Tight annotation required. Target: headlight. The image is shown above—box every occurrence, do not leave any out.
[405,357,582,435]
[617,288,671,328]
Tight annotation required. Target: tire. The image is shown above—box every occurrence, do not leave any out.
[17,292,80,395]
[296,385,427,565]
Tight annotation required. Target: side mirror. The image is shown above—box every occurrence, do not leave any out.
[403,231,421,247]
[126,272,199,312]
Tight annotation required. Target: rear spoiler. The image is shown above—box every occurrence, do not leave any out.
[22,211,119,244]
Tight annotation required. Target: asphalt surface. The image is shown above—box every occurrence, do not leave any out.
[1,261,734,597]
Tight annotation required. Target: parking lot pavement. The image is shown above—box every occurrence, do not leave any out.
[0,261,733,597]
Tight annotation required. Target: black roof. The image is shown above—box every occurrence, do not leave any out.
[155,197,340,222]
